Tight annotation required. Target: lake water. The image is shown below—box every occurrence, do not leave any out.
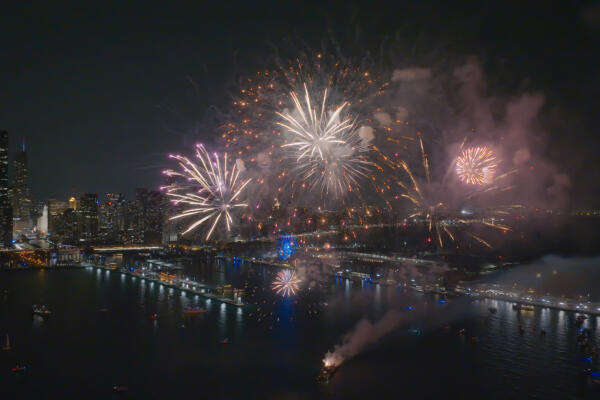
[1,258,599,399]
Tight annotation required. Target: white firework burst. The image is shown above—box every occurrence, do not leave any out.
[162,144,251,240]
[276,83,372,197]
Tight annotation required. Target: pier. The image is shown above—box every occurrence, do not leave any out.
[81,262,245,307]
[457,284,600,315]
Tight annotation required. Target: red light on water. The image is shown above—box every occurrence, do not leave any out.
[427,237,432,243]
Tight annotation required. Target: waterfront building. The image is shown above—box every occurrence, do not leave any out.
[0,131,12,247]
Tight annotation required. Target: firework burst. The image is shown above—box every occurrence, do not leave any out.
[277,84,372,197]
[456,146,497,185]
[399,136,516,248]
[162,144,251,240]
[272,270,301,297]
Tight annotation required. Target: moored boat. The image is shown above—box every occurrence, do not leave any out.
[32,305,52,316]
[183,307,207,315]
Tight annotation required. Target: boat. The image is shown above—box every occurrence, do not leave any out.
[2,334,10,351]
[113,385,128,392]
[488,307,497,314]
[32,305,52,316]
[151,313,159,320]
[12,364,26,373]
[183,307,207,316]
[220,338,231,345]
[317,362,339,383]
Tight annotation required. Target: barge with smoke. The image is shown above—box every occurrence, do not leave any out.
[317,361,339,383]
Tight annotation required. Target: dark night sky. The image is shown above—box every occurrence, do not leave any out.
[1,1,599,205]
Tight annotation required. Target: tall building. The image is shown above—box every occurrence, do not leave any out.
[135,188,164,244]
[36,204,48,234]
[77,193,99,240]
[99,193,126,242]
[68,196,78,210]
[47,199,68,235]
[12,138,32,234]
[0,131,12,247]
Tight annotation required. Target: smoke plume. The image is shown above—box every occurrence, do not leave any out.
[323,310,402,367]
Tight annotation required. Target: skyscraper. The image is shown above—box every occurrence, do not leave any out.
[135,188,164,244]
[98,193,126,242]
[0,131,12,247]
[77,193,99,240]
[47,199,68,235]
[12,138,32,234]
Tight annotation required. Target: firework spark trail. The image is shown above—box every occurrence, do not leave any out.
[272,270,301,297]
[277,84,373,197]
[455,146,497,185]
[162,144,251,240]
[465,232,492,248]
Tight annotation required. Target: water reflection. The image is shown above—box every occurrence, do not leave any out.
[374,284,382,312]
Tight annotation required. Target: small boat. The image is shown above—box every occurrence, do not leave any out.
[2,334,11,351]
[488,307,497,314]
[317,362,339,383]
[32,305,52,316]
[113,385,128,392]
[183,307,207,316]
[12,364,26,373]
[513,303,534,311]
[220,338,230,345]
[151,313,159,320]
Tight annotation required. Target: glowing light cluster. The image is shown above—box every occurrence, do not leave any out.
[455,146,497,185]
[277,234,297,261]
[162,144,251,240]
